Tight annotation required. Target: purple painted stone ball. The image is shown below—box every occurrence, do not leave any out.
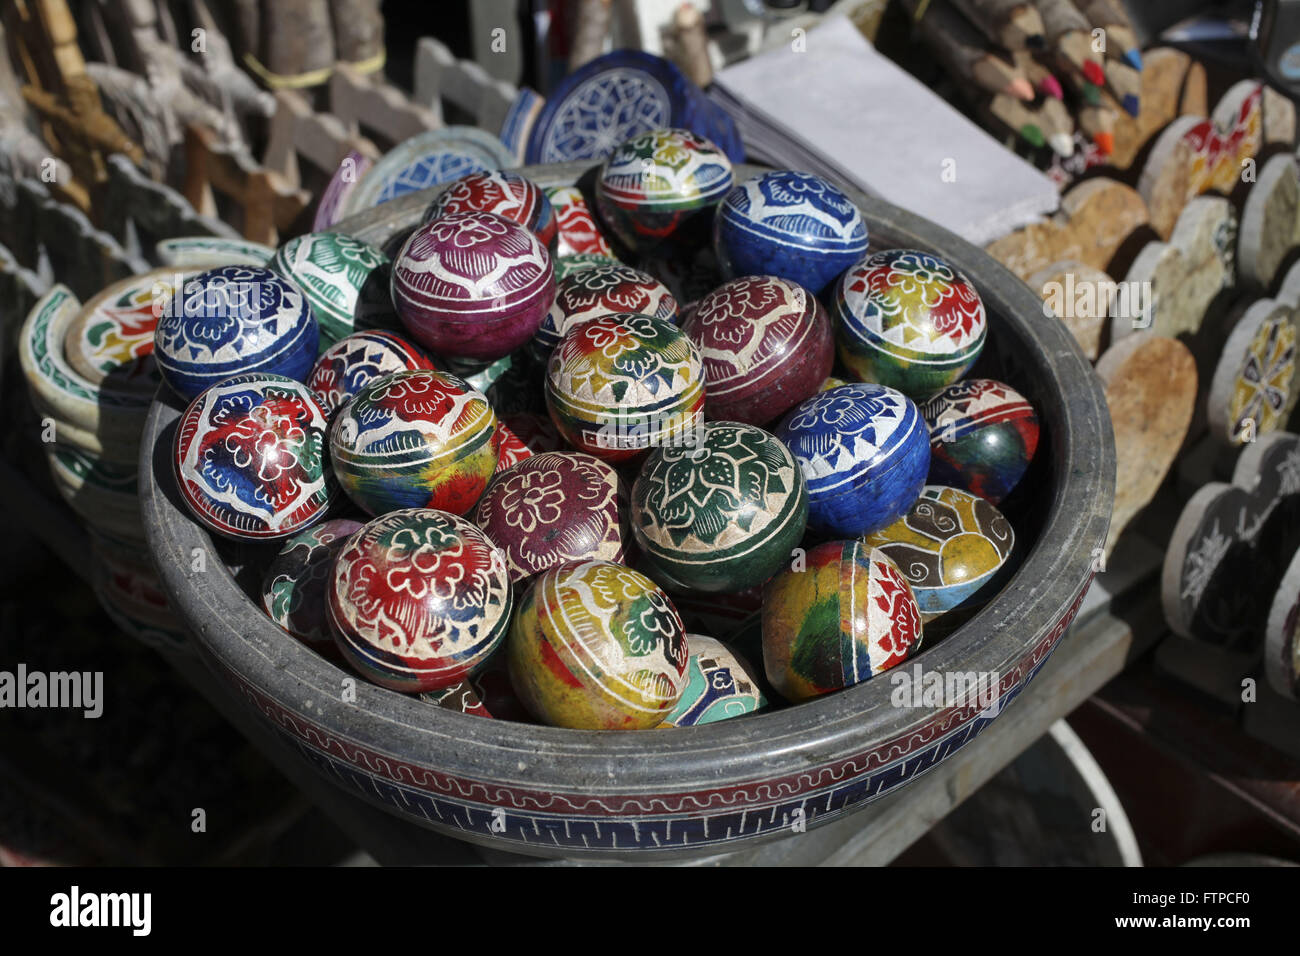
[472,451,628,583]
[683,275,834,426]
[391,210,555,361]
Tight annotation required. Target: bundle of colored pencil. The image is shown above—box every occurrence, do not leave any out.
[899,0,1144,159]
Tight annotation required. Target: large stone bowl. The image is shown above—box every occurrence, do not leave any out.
[141,163,1113,861]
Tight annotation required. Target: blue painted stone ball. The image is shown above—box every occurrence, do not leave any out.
[773,383,930,537]
[714,171,868,296]
[154,265,318,400]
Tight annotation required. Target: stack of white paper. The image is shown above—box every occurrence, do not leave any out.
[709,16,1060,246]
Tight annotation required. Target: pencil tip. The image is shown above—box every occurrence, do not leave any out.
[1123,49,1143,70]
[1009,78,1035,102]
[1022,124,1046,148]
[1025,35,1046,51]
[1123,94,1140,117]
[1094,132,1114,155]
[1083,61,1106,85]
[1083,83,1102,107]
[1049,133,1075,158]
[1041,75,1064,100]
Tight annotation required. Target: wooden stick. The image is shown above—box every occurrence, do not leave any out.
[947,0,1047,52]
[1075,0,1142,69]
[1105,59,1141,116]
[904,0,1034,101]
[989,92,1075,156]
[1078,102,1116,154]
[568,0,613,73]
[672,3,712,89]
[1034,0,1106,86]
[1013,48,1063,99]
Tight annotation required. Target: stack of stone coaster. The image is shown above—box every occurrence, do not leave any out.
[17,237,274,649]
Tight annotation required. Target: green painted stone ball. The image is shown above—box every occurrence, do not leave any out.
[631,421,807,592]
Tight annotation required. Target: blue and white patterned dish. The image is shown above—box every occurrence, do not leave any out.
[153,266,319,400]
[525,50,743,165]
[774,383,930,537]
[714,171,868,295]
[340,126,515,216]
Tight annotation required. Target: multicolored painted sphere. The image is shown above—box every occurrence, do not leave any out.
[308,330,434,416]
[532,263,678,362]
[920,379,1039,504]
[261,518,364,656]
[545,312,705,462]
[391,211,555,360]
[683,275,833,425]
[774,383,930,537]
[269,232,393,348]
[553,252,623,280]
[660,636,767,727]
[832,249,987,398]
[506,560,689,729]
[330,369,501,516]
[595,127,734,252]
[762,541,923,702]
[501,411,565,455]
[327,509,513,692]
[154,266,319,400]
[473,451,627,581]
[418,650,532,722]
[861,485,1015,620]
[632,422,807,593]
[173,373,335,539]
[494,422,535,472]
[422,169,558,251]
[714,170,868,295]
[546,184,614,258]
[420,680,492,718]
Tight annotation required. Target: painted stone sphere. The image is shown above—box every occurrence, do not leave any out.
[546,184,614,258]
[774,383,930,537]
[154,265,319,400]
[861,485,1015,620]
[269,232,393,349]
[554,252,623,280]
[762,541,923,702]
[506,560,689,729]
[173,373,335,540]
[327,509,514,692]
[660,635,767,727]
[494,422,535,472]
[832,249,987,398]
[595,127,734,252]
[683,275,833,425]
[473,451,627,582]
[545,312,705,462]
[422,169,558,252]
[632,422,807,593]
[714,170,868,296]
[261,518,364,657]
[308,330,433,416]
[532,263,678,363]
[502,410,565,455]
[330,369,501,516]
[391,211,555,361]
[920,379,1040,504]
